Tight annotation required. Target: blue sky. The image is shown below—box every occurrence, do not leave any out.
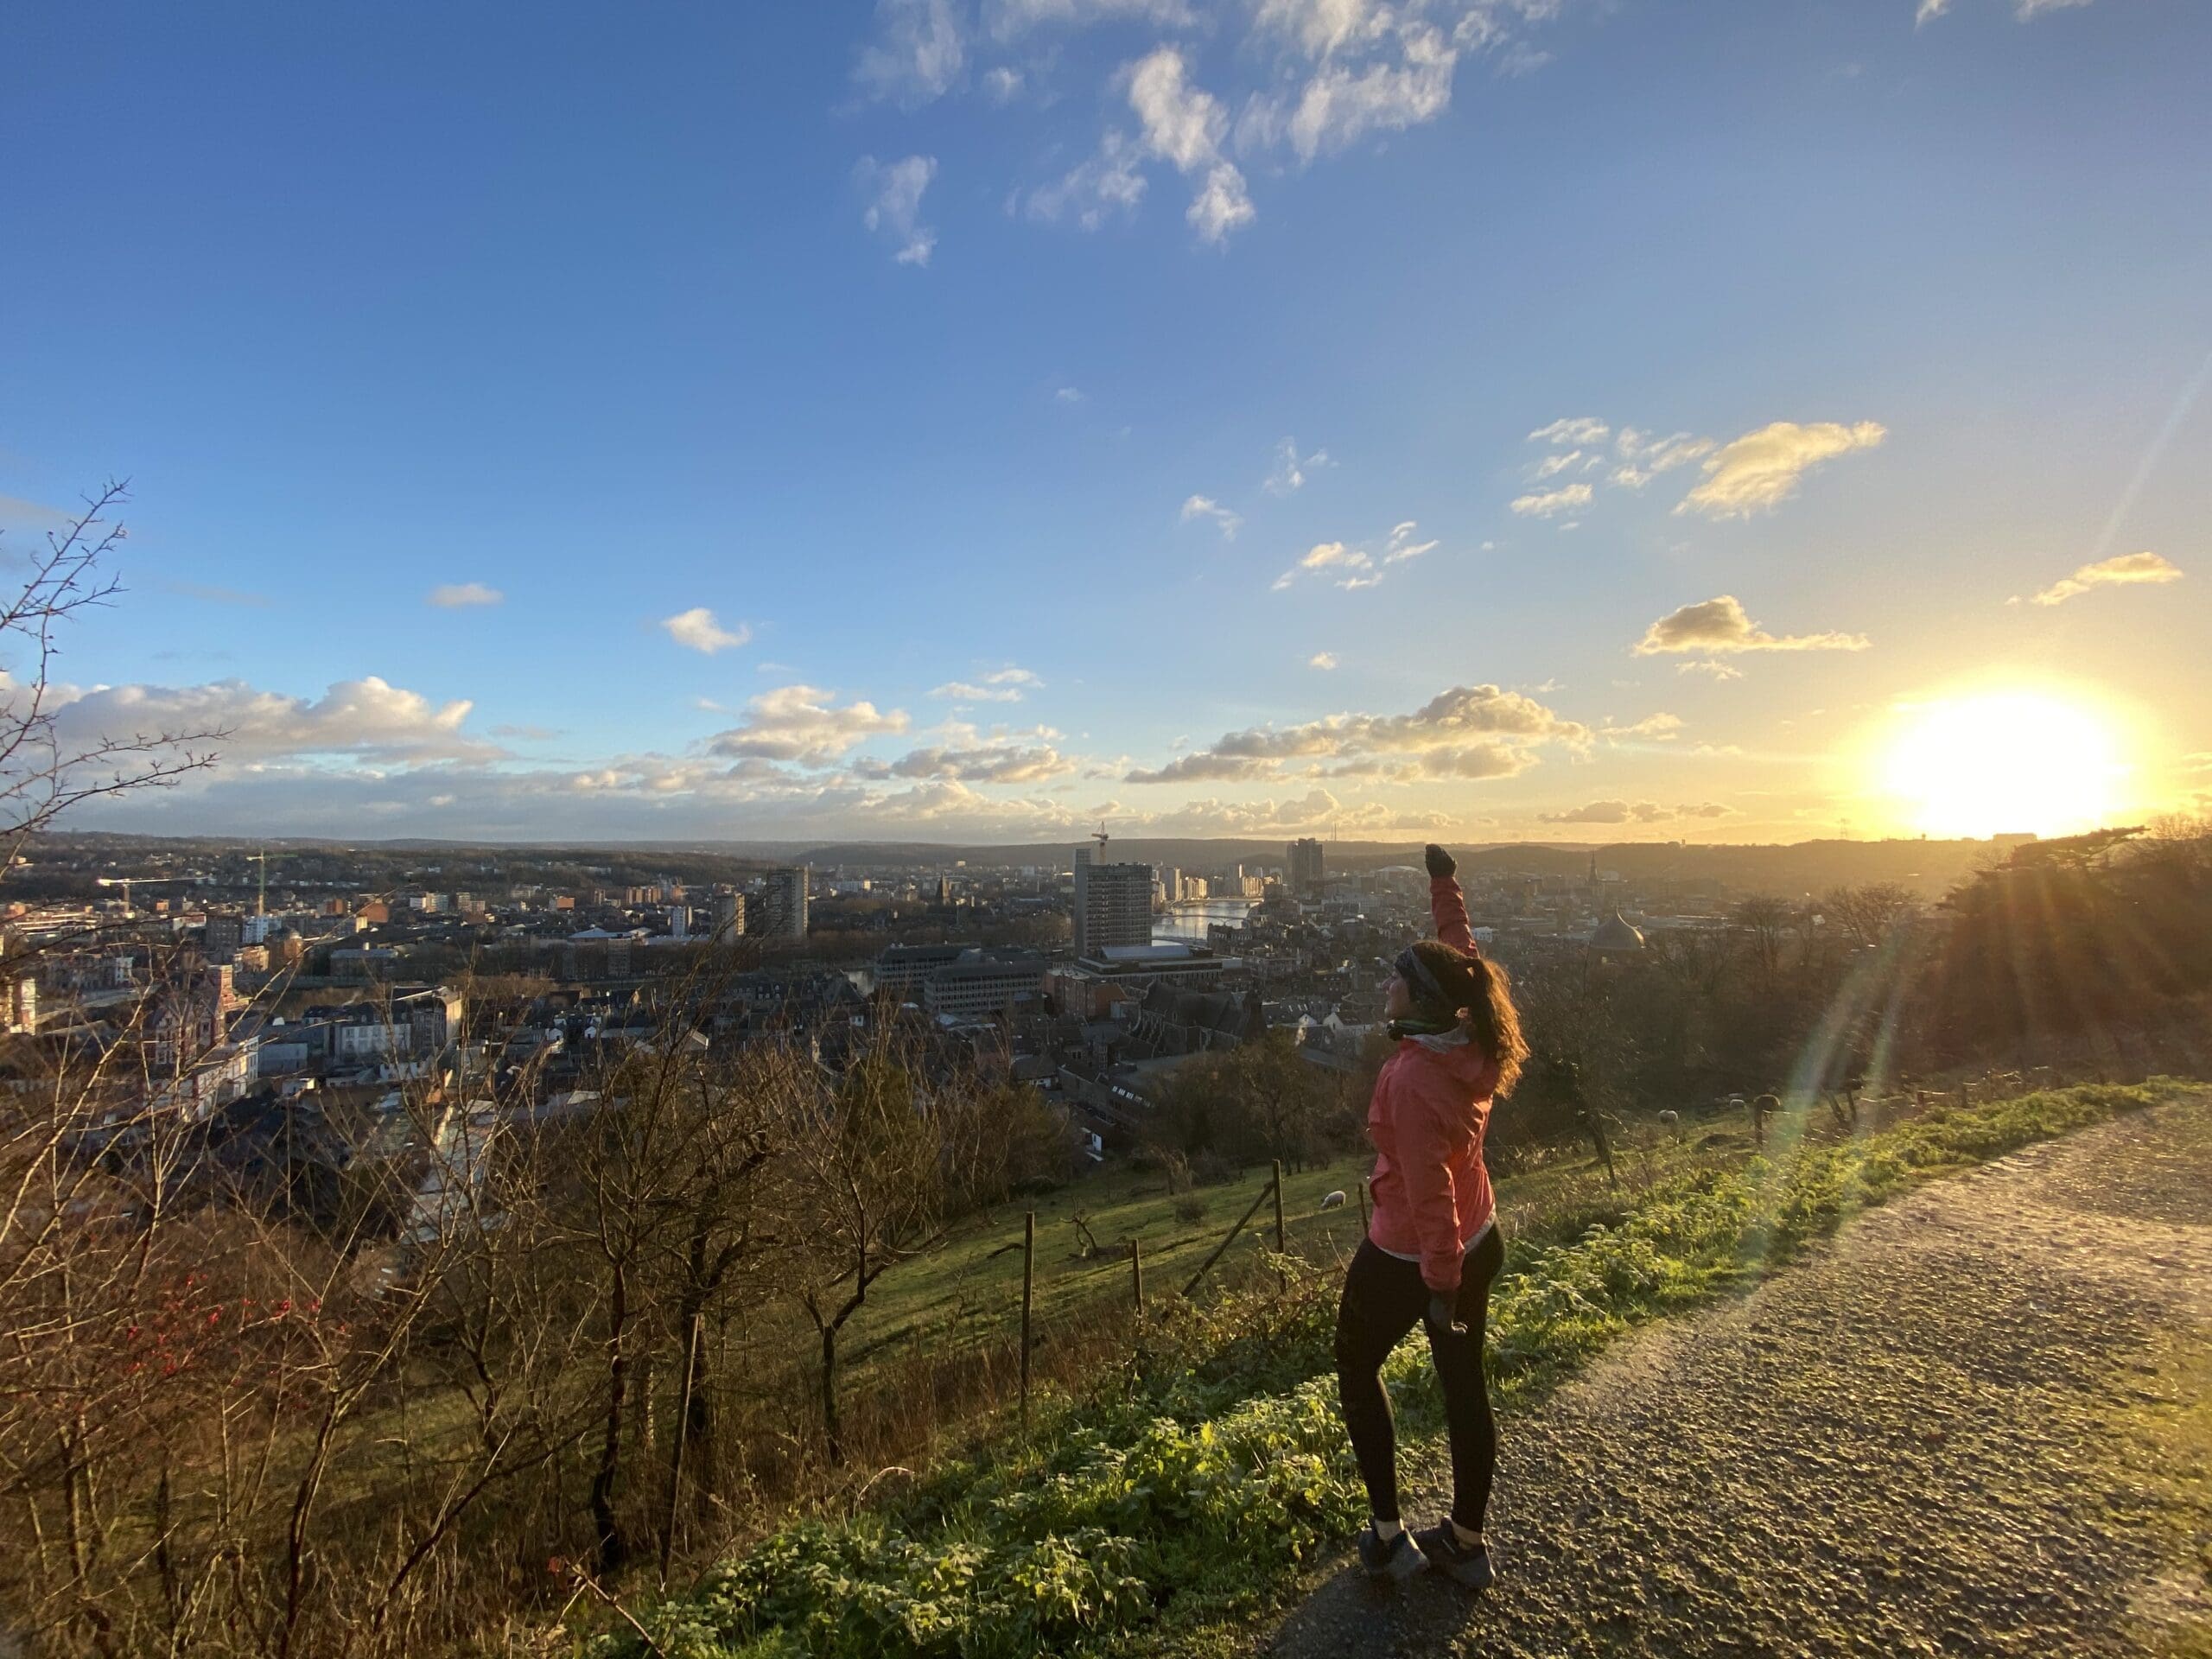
[2,0,2207,844]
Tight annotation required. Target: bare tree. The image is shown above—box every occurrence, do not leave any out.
[772,1031,945,1463]
[0,483,221,869]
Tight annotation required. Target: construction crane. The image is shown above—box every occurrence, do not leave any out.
[245,848,276,916]
[1090,821,1111,856]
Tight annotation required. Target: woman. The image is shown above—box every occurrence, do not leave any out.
[1337,842,1528,1589]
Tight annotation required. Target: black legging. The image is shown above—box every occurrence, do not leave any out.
[1333,1224,1505,1531]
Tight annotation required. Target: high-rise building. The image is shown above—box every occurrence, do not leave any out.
[1072,845,1153,959]
[759,866,810,939]
[1288,837,1326,895]
[713,891,746,942]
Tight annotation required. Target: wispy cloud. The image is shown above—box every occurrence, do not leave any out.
[931,666,1043,702]
[427,582,503,608]
[2022,550,2183,607]
[1308,651,1338,670]
[1264,436,1329,495]
[1179,493,1243,538]
[1510,482,1592,518]
[856,153,939,265]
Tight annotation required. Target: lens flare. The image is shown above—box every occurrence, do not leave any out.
[1877,689,2128,839]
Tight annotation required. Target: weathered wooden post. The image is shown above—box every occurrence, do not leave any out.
[1129,1236,1144,1317]
[660,1312,702,1586]
[1271,1160,1289,1287]
[1020,1211,1035,1431]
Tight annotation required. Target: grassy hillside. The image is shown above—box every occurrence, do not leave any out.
[585,1080,2201,1658]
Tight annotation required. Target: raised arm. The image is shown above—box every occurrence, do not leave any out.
[1425,843,1477,957]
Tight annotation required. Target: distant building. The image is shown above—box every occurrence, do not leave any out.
[922,948,1046,1019]
[1068,941,1226,989]
[713,891,746,942]
[1073,846,1152,959]
[204,913,245,962]
[758,866,810,939]
[1289,837,1326,895]
[1589,912,1646,957]
[874,942,973,997]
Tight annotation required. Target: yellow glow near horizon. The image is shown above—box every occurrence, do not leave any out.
[1876,688,2132,839]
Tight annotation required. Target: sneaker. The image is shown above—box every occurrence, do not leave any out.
[1357,1523,1427,1583]
[1413,1522,1495,1590]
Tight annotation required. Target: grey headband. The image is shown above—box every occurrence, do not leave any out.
[1395,945,1453,1014]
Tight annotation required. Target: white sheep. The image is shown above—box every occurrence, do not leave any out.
[1319,1190,1347,1211]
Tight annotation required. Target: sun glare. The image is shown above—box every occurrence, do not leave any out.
[1877,689,2130,840]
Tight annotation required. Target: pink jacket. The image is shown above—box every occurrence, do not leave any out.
[1364,876,1500,1294]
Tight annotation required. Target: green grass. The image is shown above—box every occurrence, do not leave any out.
[593,1079,2198,1659]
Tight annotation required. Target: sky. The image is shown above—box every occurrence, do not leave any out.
[2,0,2208,848]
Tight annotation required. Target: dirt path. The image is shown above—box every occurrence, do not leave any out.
[1262,1094,2212,1658]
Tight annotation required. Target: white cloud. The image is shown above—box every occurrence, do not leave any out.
[1675,659,1745,681]
[855,0,966,105]
[1308,651,1339,670]
[1025,129,1150,229]
[426,582,503,608]
[1128,682,1587,783]
[1273,519,1434,589]
[983,65,1025,101]
[1634,595,1870,656]
[2024,550,2183,607]
[1265,436,1330,494]
[1382,522,1437,563]
[1186,162,1257,242]
[1675,420,1886,518]
[1270,23,1459,163]
[856,154,940,266]
[1599,712,1685,742]
[985,0,1195,37]
[1126,47,1255,244]
[705,685,909,766]
[1918,0,2096,24]
[931,666,1044,702]
[1531,449,1583,480]
[662,607,752,654]
[1254,0,1382,60]
[1530,416,1609,446]
[1179,493,1243,538]
[1510,482,1592,518]
[50,676,499,766]
[1609,429,1714,489]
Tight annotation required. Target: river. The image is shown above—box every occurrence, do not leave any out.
[1154,897,1256,944]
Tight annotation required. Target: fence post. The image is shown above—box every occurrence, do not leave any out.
[660,1312,702,1586]
[1020,1211,1034,1432]
[1181,1173,1280,1300]
[1958,1083,1971,1112]
[1129,1237,1144,1318]
[1271,1160,1290,1287]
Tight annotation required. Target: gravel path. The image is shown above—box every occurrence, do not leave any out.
[1262,1094,2212,1658]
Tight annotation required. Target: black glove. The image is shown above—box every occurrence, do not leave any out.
[1424,1291,1467,1338]
[1424,843,1456,880]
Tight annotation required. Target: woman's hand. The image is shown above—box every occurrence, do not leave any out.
[1425,843,1456,880]
[1424,1291,1467,1338]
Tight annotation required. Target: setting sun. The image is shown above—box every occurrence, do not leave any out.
[1877,689,2132,840]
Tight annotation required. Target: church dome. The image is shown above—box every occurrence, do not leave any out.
[1590,912,1645,952]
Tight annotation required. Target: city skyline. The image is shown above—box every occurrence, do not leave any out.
[3,0,2208,846]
